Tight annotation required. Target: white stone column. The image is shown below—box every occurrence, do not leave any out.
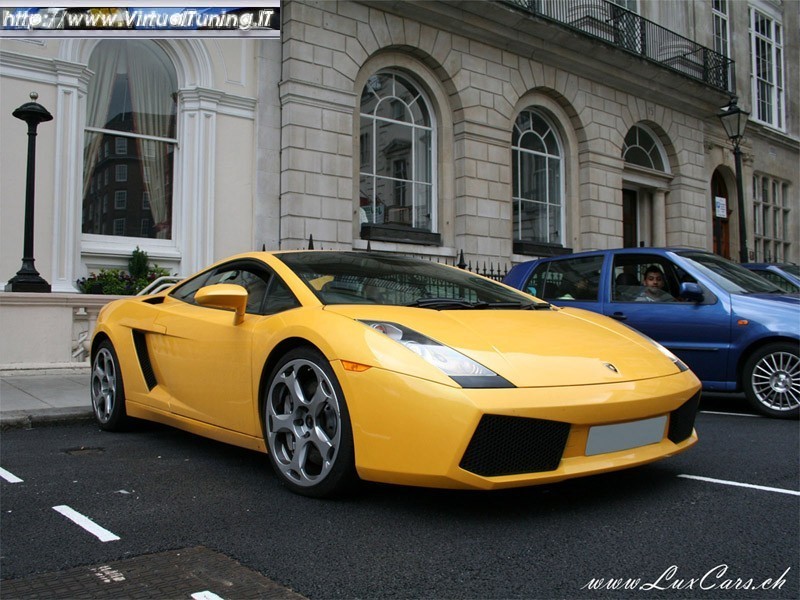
[176,88,220,274]
[50,60,91,292]
[653,188,667,246]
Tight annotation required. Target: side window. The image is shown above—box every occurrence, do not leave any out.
[170,262,290,315]
[612,255,715,304]
[169,270,213,304]
[206,267,270,314]
[263,276,301,315]
[762,271,797,293]
[612,255,673,302]
[525,257,602,301]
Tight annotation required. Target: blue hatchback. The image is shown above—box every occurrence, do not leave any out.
[504,248,800,418]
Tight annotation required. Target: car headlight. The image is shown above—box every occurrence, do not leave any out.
[361,321,513,388]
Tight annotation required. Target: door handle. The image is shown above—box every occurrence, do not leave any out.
[610,312,627,321]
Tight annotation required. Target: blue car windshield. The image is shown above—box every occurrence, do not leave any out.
[277,251,539,308]
[678,252,784,294]
[783,265,800,277]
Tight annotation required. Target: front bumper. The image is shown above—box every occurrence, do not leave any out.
[334,363,700,490]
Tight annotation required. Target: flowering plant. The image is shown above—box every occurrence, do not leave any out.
[77,247,171,295]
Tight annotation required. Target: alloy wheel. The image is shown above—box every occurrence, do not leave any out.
[266,358,342,487]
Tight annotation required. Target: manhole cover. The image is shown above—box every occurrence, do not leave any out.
[1,546,305,599]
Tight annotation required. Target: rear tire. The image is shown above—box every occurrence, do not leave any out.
[742,343,799,419]
[91,340,129,431]
[264,347,357,497]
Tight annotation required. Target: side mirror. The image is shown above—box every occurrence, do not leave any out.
[679,281,704,303]
[196,284,248,324]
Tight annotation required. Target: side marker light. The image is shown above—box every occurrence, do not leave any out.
[341,360,371,372]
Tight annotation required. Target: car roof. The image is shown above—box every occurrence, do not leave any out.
[519,247,707,264]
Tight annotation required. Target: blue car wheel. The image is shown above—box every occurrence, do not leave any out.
[743,342,800,419]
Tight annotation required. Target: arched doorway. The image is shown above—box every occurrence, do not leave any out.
[622,124,671,248]
[711,169,731,259]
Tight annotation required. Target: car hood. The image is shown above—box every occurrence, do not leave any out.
[738,292,800,305]
[324,305,682,387]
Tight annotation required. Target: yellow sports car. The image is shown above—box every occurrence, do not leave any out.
[91,251,701,497]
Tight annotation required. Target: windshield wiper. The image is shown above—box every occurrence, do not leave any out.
[405,298,550,310]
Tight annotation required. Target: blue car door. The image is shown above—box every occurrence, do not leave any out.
[602,252,733,389]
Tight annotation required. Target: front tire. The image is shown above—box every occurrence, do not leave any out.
[743,343,799,419]
[264,347,357,497]
[91,340,129,430]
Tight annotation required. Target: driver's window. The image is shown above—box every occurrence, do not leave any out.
[612,255,675,302]
[213,267,272,314]
[612,255,713,304]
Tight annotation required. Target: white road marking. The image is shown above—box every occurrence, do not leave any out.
[52,505,120,542]
[678,474,800,496]
[192,592,225,600]
[700,410,760,418]
[0,467,23,483]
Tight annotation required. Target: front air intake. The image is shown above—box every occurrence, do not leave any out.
[459,415,570,477]
[668,393,700,443]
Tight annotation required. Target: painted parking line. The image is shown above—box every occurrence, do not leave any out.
[678,474,800,496]
[700,410,760,418]
[0,467,23,483]
[192,592,226,600]
[52,505,120,542]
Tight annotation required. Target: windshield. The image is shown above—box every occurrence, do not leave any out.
[277,252,538,308]
[678,252,784,294]
[782,265,800,277]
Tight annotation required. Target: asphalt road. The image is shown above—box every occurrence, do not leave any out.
[1,396,798,599]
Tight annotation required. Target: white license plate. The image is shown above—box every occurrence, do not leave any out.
[585,415,668,456]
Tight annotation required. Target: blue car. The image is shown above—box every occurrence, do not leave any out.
[743,263,800,294]
[504,248,799,418]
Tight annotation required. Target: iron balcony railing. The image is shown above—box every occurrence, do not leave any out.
[503,0,734,92]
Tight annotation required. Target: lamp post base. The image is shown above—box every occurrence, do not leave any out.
[5,261,51,293]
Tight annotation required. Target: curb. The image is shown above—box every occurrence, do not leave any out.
[0,408,94,430]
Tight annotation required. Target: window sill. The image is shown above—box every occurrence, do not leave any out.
[513,241,573,257]
[361,224,441,246]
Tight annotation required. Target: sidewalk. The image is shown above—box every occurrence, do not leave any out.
[0,368,93,429]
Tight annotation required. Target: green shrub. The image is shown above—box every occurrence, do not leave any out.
[77,248,171,295]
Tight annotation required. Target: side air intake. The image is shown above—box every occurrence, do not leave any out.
[132,330,157,390]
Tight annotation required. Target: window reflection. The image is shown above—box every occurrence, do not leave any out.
[82,40,177,240]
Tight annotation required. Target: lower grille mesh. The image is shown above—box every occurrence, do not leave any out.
[459,415,570,477]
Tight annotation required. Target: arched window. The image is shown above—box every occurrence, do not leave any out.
[359,72,434,233]
[623,124,665,171]
[82,40,177,240]
[512,109,564,246]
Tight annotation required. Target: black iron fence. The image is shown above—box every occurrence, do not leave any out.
[300,236,510,282]
[502,0,733,92]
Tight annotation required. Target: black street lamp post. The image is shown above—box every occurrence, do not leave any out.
[717,96,750,264]
[5,92,53,293]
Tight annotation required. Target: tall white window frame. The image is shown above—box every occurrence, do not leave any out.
[752,173,791,262]
[749,7,785,130]
[712,1,730,57]
[359,71,436,233]
[82,40,178,248]
[512,109,565,247]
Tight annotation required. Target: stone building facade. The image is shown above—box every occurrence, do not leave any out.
[0,1,797,367]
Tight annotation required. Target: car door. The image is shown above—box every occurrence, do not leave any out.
[148,260,297,435]
[602,252,732,386]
